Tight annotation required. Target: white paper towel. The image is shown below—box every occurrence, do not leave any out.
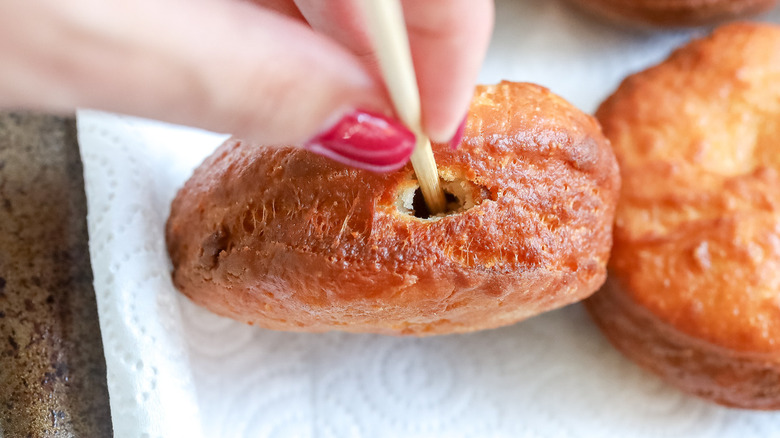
[78,1,780,436]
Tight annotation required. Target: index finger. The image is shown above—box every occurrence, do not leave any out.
[294,0,494,143]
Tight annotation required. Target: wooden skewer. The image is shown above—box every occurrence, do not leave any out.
[361,0,448,215]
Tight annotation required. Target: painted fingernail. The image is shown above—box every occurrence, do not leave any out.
[304,110,416,172]
[449,114,468,150]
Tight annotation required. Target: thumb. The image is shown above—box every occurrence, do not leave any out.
[4,0,415,170]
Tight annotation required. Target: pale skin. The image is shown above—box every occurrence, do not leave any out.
[0,0,494,148]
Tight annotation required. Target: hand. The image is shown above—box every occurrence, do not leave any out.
[0,0,493,170]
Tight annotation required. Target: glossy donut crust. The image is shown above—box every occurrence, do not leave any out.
[166,81,619,336]
[588,23,780,408]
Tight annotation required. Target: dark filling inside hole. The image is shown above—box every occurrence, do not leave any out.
[412,188,459,219]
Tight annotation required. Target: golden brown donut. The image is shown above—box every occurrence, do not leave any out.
[166,81,620,336]
[566,0,777,27]
[588,23,780,408]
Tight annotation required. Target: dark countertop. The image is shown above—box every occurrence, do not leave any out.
[0,113,113,436]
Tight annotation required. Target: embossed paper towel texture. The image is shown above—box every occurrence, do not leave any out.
[78,1,780,437]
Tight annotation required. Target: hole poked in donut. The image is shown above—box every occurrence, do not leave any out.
[411,188,459,219]
[395,175,483,220]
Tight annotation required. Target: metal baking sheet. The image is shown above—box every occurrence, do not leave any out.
[0,113,112,436]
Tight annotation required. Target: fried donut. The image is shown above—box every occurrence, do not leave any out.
[588,23,780,408]
[566,0,777,27]
[165,81,620,336]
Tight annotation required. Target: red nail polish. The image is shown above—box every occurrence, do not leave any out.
[449,115,468,150]
[304,110,416,172]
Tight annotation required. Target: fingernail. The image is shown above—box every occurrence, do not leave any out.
[449,114,468,150]
[304,110,416,172]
